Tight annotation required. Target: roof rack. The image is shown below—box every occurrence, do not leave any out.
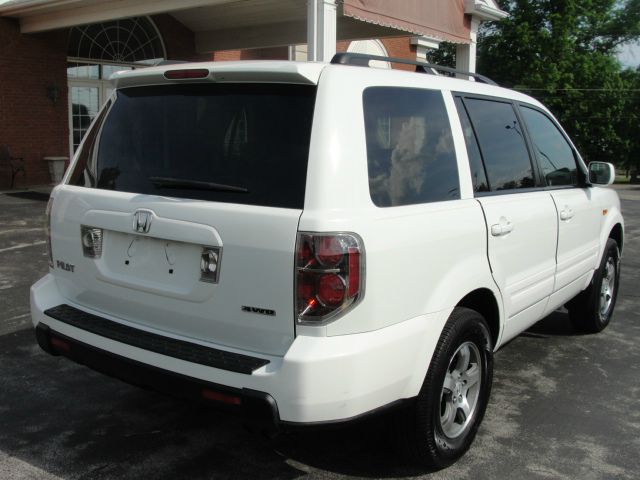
[330,52,498,86]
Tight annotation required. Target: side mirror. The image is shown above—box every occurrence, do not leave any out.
[588,162,615,186]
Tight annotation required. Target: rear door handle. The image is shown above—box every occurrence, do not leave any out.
[491,218,513,236]
[559,207,574,221]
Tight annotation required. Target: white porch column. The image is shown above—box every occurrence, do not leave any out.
[307,0,337,62]
[456,18,480,73]
[411,36,441,63]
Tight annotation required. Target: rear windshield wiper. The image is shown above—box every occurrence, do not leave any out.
[149,176,249,193]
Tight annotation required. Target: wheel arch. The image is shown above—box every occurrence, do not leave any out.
[609,222,623,254]
[403,282,504,399]
[456,288,502,350]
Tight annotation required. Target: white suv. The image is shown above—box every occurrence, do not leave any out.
[31,53,624,468]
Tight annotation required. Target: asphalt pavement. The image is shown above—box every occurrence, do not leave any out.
[0,185,639,480]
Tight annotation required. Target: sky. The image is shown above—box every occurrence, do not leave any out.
[618,41,640,69]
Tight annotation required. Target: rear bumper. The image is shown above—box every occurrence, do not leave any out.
[31,274,448,424]
[35,322,278,427]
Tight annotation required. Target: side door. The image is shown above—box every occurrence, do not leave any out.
[518,105,601,313]
[455,96,557,343]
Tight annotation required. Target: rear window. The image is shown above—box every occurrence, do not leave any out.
[69,83,316,209]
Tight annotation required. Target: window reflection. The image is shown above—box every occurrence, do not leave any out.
[463,99,535,191]
[454,97,489,193]
[364,87,460,207]
[520,107,577,186]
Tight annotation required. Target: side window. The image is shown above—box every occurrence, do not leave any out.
[363,87,459,207]
[520,106,578,186]
[454,96,489,193]
[464,98,535,191]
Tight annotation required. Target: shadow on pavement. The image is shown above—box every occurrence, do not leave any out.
[523,310,581,337]
[0,329,430,479]
[273,417,431,478]
[4,191,51,202]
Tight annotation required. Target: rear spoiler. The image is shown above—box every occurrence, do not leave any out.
[111,61,325,88]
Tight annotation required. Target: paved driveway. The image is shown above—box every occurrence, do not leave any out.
[0,191,49,337]
[1,186,639,479]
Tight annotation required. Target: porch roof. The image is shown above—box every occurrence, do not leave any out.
[0,0,506,51]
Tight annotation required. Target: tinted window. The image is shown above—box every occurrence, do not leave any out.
[464,98,535,191]
[363,87,459,207]
[454,97,489,193]
[520,106,577,186]
[70,83,316,209]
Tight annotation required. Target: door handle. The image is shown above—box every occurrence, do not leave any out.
[491,219,513,236]
[559,207,574,221]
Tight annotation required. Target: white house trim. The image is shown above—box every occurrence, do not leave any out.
[307,0,337,62]
[5,0,231,33]
[411,36,441,62]
[464,0,509,22]
[457,1,508,74]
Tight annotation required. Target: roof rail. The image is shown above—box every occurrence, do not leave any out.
[330,52,498,86]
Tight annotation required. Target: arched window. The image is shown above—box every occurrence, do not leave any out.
[66,17,166,155]
[68,17,165,64]
[347,40,391,69]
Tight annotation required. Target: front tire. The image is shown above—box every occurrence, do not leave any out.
[397,307,493,469]
[568,238,620,333]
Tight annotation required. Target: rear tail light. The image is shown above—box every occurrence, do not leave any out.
[81,225,103,258]
[316,236,344,267]
[45,197,54,268]
[295,232,365,325]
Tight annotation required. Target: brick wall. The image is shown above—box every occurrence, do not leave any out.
[380,37,418,70]
[0,18,69,188]
[151,14,210,62]
[214,37,415,66]
[0,15,206,189]
[337,37,416,70]
[239,46,289,60]
[213,50,242,61]
[213,46,288,61]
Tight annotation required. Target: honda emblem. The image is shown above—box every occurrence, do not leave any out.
[133,209,153,234]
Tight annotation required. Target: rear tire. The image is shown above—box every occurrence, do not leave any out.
[567,238,620,333]
[396,307,493,469]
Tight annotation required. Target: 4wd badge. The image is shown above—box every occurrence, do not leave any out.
[242,306,276,316]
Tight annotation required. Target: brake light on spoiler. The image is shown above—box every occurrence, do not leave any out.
[164,69,210,80]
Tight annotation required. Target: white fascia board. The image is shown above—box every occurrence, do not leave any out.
[9,0,230,33]
[464,0,508,22]
[0,0,82,16]
[410,36,441,50]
